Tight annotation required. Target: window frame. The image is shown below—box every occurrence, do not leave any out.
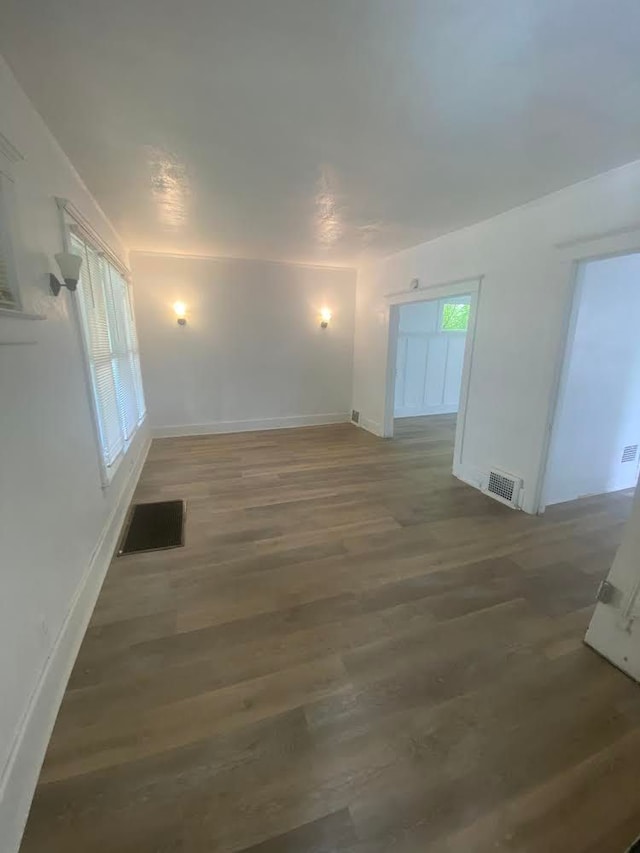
[0,159,24,313]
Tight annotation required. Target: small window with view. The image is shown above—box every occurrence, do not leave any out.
[440,301,470,332]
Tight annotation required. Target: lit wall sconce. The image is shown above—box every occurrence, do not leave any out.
[173,301,187,325]
[320,307,332,329]
[50,251,83,296]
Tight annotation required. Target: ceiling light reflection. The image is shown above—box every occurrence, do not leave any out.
[147,145,190,228]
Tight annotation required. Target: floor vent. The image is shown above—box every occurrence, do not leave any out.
[622,444,638,463]
[351,409,360,424]
[118,500,185,555]
[484,469,522,509]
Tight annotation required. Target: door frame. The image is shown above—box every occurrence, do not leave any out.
[382,276,482,476]
[535,227,640,514]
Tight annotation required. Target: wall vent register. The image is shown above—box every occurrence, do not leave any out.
[484,468,522,509]
[621,444,638,463]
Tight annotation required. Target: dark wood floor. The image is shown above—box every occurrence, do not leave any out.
[21,415,640,852]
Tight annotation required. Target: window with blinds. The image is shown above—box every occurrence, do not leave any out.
[0,240,14,307]
[0,175,19,309]
[72,232,146,482]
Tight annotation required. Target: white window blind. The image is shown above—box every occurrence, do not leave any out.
[72,232,146,481]
[0,176,18,308]
[0,235,12,307]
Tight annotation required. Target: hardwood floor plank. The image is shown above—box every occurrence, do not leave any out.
[20,415,639,853]
[235,809,358,853]
[41,655,350,784]
[439,727,640,853]
[22,710,311,853]
[347,649,634,849]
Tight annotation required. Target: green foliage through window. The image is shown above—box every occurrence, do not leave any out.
[441,303,469,331]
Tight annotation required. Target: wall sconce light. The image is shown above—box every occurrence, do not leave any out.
[50,252,83,296]
[320,307,332,329]
[173,301,187,325]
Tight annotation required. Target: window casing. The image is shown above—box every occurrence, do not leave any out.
[72,232,146,482]
[0,171,21,310]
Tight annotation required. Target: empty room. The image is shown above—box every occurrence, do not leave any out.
[2,2,640,852]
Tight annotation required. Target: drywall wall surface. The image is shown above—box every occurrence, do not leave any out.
[0,53,148,851]
[131,253,356,434]
[353,159,640,511]
[544,253,640,505]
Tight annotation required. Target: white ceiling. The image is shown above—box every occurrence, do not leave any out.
[2,0,640,267]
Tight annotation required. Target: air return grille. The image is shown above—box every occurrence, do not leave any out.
[484,469,522,509]
[622,444,638,464]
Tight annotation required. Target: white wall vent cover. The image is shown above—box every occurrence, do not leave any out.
[621,444,638,464]
[484,468,522,509]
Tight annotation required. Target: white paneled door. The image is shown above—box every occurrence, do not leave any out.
[394,296,469,417]
[586,484,640,681]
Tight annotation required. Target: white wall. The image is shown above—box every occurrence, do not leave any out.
[0,55,149,852]
[394,297,468,417]
[544,253,640,505]
[353,159,640,512]
[131,253,356,436]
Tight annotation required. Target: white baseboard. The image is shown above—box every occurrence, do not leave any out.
[152,412,350,438]
[544,476,639,511]
[453,461,484,492]
[357,415,384,437]
[0,430,151,853]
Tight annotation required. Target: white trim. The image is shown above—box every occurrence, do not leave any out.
[131,249,355,274]
[152,412,351,438]
[536,261,585,512]
[454,284,481,469]
[0,308,45,320]
[384,304,401,437]
[385,275,483,304]
[452,460,486,490]
[56,198,130,279]
[0,429,151,853]
[357,415,384,437]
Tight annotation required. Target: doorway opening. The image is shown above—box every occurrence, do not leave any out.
[393,294,471,449]
[383,277,481,480]
[541,251,640,509]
